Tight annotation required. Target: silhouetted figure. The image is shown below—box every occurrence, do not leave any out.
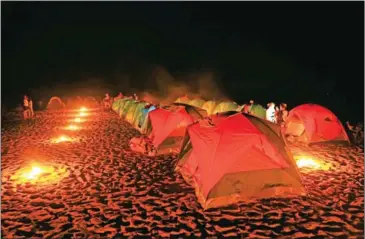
[103,93,112,110]
[133,93,138,101]
[277,103,288,127]
[114,92,124,101]
[29,97,34,118]
[23,95,30,119]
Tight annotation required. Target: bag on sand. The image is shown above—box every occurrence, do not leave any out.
[129,136,157,156]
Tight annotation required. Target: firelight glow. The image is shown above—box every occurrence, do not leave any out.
[65,124,79,131]
[295,156,330,170]
[10,163,70,185]
[79,112,88,117]
[22,166,44,180]
[51,135,73,143]
[80,107,88,112]
[74,117,83,123]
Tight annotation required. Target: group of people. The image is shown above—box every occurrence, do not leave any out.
[266,102,289,126]
[22,95,34,119]
[241,100,288,127]
[102,92,139,110]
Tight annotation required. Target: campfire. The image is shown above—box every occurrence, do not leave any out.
[10,163,69,185]
[79,107,88,112]
[51,135,74,144]
[64,124,80,131]
[79,112,88,117]
[73,117,83,123]
[295,156,331,171]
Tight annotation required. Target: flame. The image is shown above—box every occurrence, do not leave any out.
[51,135,73,143]
[79,112,88,117]
[10,163,69,185]
[65,124,79,131]
[295,156,330,170]
[22,166,44,180]
[80,107,88,112]
[74,117,83,123]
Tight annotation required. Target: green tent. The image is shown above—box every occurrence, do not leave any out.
[125,101,140,124]
[117,99,133,116]
[131,102,149,129]
[212,101,240,114]
[188,99,206,108]
[120,99,136,119]
[249,104,266,119]
[115,98,131,115]
[112,98,127,113]
[112,100,120,113]
[202,100,219,115]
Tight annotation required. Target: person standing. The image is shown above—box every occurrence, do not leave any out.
[23,95,30,119]
[103,93,111,110]
[29,97,34,118]
[248,100,254,114]
[266,102,276,123]
[280,103,288,125]
[276,103,287,127]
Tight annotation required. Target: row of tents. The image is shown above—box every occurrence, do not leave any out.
[112,96,350,209]
[46,96,101,110]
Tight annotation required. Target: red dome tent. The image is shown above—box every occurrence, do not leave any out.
[284,104,349,144]
[147,103,207,155]
[176,112,305,209]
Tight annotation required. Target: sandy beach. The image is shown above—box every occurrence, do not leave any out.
[1,110,364,238]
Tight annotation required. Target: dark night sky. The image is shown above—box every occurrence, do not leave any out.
[2,2,364,121]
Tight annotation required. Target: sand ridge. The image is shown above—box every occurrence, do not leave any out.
[1,110,364,238]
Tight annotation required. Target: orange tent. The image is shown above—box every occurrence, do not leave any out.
[176,112,305,209]
[284,104,349,144]
[147,103,207,155]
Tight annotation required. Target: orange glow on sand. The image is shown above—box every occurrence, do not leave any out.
[22,166,43,180]
[10,163,69,185]
[51,135,74,143]
[295,156,331,171]
[64,124,80,131]
[73,117,83,123]
[79,112,88,117]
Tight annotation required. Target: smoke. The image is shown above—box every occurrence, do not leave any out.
[25,64,230,108]
[138,65,229,105]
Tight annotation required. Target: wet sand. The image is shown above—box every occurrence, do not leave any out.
[1,110,364,238]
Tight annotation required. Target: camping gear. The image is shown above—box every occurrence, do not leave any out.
[212,101,240,114]
[175,96,190,104]
[145,103,207,155]
[188,98,206,108]
[284,104,349,144]
[176,112,306,209]
[201,100,219,115]
[47,97,65,110]
[249,104,266,119]
[129,136,156,156]
[83,96,99,108]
